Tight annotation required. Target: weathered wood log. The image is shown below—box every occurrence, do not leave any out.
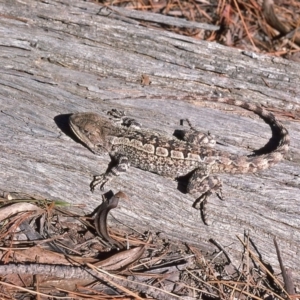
[0,0,299,287]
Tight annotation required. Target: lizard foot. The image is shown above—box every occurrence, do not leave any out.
[192,189,223,226]
[179,119,216,147]
[90,174,110,192]
[107,109,141,129]
[107,108,125,119]
[187,169,223,225]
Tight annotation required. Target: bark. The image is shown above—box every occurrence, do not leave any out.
[0,0,299,287]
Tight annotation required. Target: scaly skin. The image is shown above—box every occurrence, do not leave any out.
[69,97,290,224]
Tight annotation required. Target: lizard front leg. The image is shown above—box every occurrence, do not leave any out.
[187,166,223,225]
[107,109,141,129]
[90,155,130,192]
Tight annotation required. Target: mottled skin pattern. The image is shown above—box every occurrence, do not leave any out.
[69,98,290,224]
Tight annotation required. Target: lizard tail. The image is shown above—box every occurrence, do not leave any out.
[207,97,290,174]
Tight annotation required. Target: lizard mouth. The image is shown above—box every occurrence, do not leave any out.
[69,118,96,153]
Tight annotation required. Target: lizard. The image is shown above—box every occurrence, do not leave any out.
[68,97,290,224]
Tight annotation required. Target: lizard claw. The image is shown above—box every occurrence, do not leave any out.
[192,194,210,225]
[90,174,109,192]
[216,189,224,201]
[107,109,125,119]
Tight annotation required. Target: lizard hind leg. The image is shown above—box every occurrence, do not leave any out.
[179,119,216,147]
[187,167,223,225]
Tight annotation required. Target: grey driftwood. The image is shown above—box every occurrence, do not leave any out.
[0,0,299,286]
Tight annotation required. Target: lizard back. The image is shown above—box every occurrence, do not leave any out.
[69,97,290,177]
[109,128,211,177]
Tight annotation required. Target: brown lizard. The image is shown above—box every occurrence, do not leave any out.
[69,97,290,224]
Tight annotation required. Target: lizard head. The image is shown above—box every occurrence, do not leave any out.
[69,113,113,154]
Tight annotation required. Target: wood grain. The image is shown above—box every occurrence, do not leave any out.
[0,0,299,286]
